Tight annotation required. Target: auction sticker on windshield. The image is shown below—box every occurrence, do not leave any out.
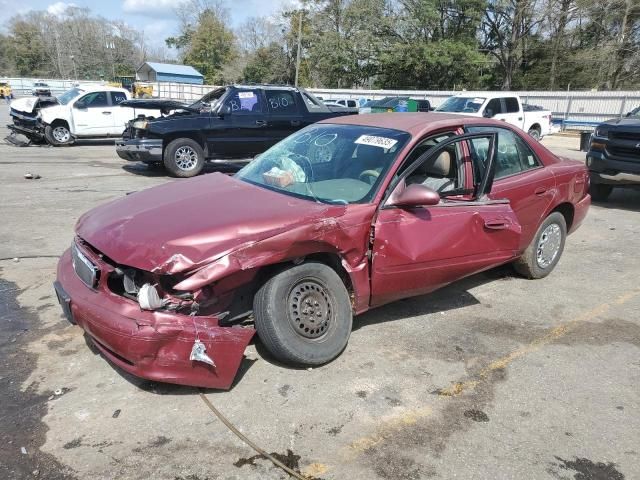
[355,135,398,149]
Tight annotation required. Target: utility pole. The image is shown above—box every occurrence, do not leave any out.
[294,8,303,87]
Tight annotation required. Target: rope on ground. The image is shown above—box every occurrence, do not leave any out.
[198,389,308,480]
[0,255,60,262]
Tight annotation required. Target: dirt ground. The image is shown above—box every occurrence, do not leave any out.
[1,105,639,480]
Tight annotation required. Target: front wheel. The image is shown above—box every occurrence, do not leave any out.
[513,212,567,279]
[589,183,612,202]
[44,123,74,146]
[163,138,205,178]
[253,262,353,366]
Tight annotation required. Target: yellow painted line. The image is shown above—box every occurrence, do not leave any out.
[346,288,640,455]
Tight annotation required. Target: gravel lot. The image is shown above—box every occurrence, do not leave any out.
[1,104,639,480]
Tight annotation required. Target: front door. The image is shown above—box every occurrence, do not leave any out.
[370,133,522,307]
[207,88,270,158]
[72,91,114,136]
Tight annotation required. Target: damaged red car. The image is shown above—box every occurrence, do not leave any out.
[54,113,591,389]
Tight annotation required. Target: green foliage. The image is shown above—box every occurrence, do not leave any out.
[243,43,293,84]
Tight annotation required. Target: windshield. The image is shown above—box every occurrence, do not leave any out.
[190,87,226,111]
[236,124,410,204]
[436,96,486,113]
[57,87,84,105]
[627,106,640,118]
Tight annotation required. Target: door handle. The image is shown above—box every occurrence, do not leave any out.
[102,111,112,115]
[291,120,301,127]
[534,187,547,196]
[255,120,267,126]
[518,117,523,121]
[484,219,509,230]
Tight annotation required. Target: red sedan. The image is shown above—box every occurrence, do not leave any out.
[54,113,590,389]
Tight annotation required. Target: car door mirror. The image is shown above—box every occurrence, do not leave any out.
[74,100,86,109]
[387,183,440,208]
[483,108,494,118]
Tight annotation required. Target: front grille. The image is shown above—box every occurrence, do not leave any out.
[71,242,100,288]
[610,131,640,141]
[608,145,640,159]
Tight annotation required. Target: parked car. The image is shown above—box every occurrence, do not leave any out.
[54,112,590,390]
[586,110,640,201]
[325,98,359,108]
[8,85,157,145]
[32,82,51,96]
[436,93,552,140]
[116,84,358,177]
[0,81,12,99]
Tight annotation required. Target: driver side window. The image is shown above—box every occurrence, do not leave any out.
[224,89,262,114]
[79,91,109,108]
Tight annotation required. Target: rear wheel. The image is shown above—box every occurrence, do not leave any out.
[163,138,205,178]
[589,183,612,202]
[44,122,74,146]
[513,212,567,279]
[253,262,353,366]
[528,127,541,141]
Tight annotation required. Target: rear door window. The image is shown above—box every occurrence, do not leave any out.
[110,92,127,105]
[504,97,520,113]
[266,90,298,114]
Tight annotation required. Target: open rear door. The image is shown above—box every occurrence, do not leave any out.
[369,132,522,307]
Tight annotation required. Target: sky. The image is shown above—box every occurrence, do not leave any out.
[0,0,293,49]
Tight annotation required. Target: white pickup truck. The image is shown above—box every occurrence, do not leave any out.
[435,93,552,140]
[8,85,158,146]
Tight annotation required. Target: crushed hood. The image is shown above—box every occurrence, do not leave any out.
[76,173,338,274]
[10,96,58,113]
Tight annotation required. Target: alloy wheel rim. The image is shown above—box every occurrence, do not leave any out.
[174,146,198,170]
[53,126,70,143]
[287,280,333,339]
[536,223,561,268]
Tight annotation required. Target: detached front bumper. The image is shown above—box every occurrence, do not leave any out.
[116,138,163,163]
[55,247,255,389]
[7,122,44,141]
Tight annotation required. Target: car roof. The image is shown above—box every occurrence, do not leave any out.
[320,112,507,136]
[76,84,129,93]
[233,84,296,91]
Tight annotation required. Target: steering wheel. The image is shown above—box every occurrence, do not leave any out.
[288,152,313,181]
[359,170,380,185]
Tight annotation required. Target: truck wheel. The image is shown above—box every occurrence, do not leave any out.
[253,262,353,366]
[527,127,541,141]
[513,212,566,279]
[164,138,205,178]
[589,183,612,202]
[44,123,73,146]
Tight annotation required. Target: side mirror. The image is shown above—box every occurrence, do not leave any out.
[483,108,494,118]
[387,183,440,208]
[218,104,231,116]
[74,100,86,109]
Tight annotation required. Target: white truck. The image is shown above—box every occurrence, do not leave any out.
[8,85,158,146]
[435,93,552,140]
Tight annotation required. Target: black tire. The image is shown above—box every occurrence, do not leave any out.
[44,123,74,146]
[163,138,205,178]
[589,183,612,202]
[528,127,541,141]
[254,262,353,366]
[513,212,567,279]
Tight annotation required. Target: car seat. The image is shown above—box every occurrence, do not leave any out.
[342,144,388,182]
[409,150,456,192]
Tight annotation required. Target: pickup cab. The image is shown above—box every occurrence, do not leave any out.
[116,84,357,177]
[8,85,157,146]
[436,93,552,140]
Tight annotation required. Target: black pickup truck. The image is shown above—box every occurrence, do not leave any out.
[586,106,640,201]
[116,84,357,177]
